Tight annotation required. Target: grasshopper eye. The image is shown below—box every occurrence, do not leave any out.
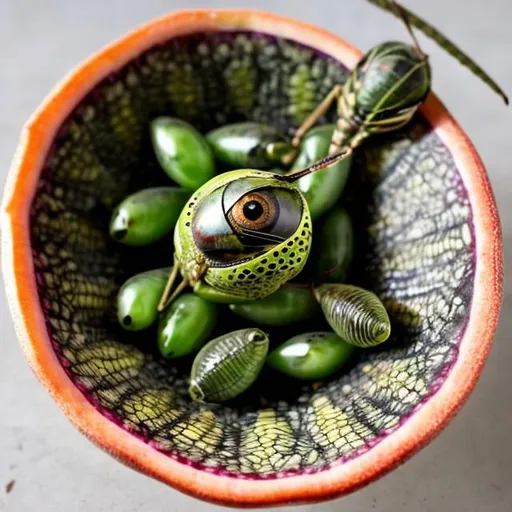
[226,188,302,247]
[229,190,278,231]
[191,177,303,255]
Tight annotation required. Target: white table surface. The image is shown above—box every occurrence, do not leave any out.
[1,1,511,510]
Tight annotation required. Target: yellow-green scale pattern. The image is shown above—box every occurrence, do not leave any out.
[30,32,474,476]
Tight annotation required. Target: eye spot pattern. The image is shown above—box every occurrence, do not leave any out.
[212,218,312,297]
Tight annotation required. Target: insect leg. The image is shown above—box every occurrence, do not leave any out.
[281,85,343,166]
[292,85,343,147]
[161,277,190,311]
[157,263,180,312]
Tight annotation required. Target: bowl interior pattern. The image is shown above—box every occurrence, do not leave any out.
[30,31,474,477]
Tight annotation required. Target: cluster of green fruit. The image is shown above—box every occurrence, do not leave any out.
[110,117,389,403]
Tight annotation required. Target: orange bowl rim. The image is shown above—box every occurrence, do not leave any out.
[0,8,503,507]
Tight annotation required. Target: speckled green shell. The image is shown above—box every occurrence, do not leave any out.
[174,169,312,300]
[25,31,478,478]
[190,328,269,402]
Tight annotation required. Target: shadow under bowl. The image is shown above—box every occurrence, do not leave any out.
[1,9,502,508]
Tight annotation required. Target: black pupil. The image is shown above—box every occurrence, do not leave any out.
[243,200,264,221]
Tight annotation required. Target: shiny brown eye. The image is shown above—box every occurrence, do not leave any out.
[230,191,278,231]
[191,178,304,255]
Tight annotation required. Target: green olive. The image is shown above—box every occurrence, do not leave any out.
[117,268,171,331]
[206,122,292,169]
[110,187,189,246]
[229,286,318,326]
[315,284,391,347]
[193,282,253,304]
[267,332,355,380]
[292,124,353,220]
[189,328,269,403]
[158,293,218,358]
[310,207,353,282]
[151,117,215,190]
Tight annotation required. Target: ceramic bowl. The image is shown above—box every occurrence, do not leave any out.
[1,9,502,507]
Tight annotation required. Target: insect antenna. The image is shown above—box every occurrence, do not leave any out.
[367,0,508,104]
[389,0,425,59]
[281,149,352,182]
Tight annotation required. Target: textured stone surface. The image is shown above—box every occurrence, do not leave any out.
[1,0,511,511]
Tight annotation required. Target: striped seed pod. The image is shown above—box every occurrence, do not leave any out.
[314,284,391,348]
[189,328,269,403]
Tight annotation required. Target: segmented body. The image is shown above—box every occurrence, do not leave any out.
[315,284,391,347]
[330,42,431,154]
[190,328,269,402]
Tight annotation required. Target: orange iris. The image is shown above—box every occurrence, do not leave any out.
[230,191,277,231]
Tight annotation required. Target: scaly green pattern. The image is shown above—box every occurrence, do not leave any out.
[30,32,474,476]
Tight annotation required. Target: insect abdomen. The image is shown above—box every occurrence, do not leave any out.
[315,284,391,348]
[189,328,269,402]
